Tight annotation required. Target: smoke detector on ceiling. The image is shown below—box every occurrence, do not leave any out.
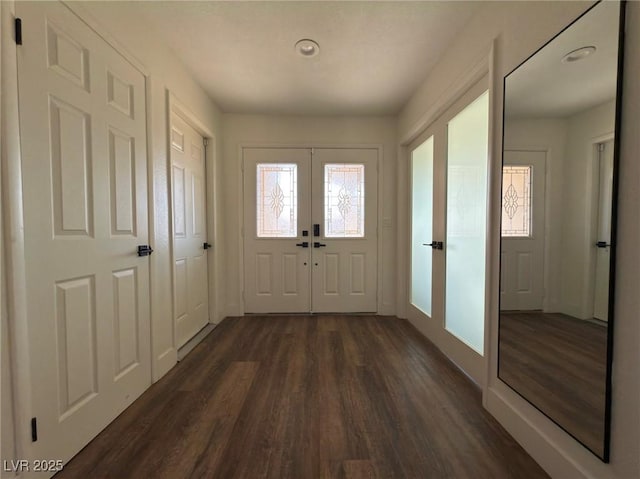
[295,39,320,58]
[561,46,596,63]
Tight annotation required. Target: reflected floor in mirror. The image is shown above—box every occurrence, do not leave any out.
[499,312,607,455]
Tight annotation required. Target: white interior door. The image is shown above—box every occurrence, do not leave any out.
[243,148,312,313]
[409,134,435,319]
[593,140,614,321]
[170,112,210,347]
[407,80,490,386]
[311,149,378,312]
[500,150,546,311]
[17,0,151,466]
[243,148,378,313]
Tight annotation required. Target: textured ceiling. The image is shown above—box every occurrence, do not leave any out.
[81,1,480,115]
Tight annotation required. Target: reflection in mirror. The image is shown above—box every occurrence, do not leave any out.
[498,0,624,462]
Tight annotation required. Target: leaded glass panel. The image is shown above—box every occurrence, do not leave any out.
[324,164,365,238]
[502,166,532,237]
[256,163,297,237]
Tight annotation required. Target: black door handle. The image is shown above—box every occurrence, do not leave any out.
[595,241,611,248]
[296,242,309,248]
[137,245,154,256]
[204,242,212,250]
[422,241,443,250]
[314,242,326,248]
[313,224,320,236]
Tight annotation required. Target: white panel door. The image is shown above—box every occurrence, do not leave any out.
[593,140,614,321]
[311,149,378,312]
[243,148,312,313]
[170,112,210,347]
[501,151,546,311]
[17,1,151,467]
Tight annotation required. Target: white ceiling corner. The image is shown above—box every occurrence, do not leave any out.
[80,1,481,115]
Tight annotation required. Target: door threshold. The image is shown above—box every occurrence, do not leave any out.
[178,323,217,361]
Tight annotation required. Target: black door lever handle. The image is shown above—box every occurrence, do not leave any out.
[204,242,212,250]
[314,242,326,248]
[422,241,443,250]
[137,245,154,256]
[296,242,309,248]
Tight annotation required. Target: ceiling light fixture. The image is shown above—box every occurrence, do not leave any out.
[561,46,596,63]
[295,39,320,58]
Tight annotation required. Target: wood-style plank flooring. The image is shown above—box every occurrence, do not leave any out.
[499,311,607,457]
[57,315,548,479]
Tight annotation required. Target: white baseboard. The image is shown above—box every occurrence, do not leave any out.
[177,323,217,361]
[485,384,611,479]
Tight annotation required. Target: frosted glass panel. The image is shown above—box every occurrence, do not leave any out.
[502,166,532,237]
[445,91,489,355]
[256,163,297,237]
[411,137,434,316]
[324,164,365,238]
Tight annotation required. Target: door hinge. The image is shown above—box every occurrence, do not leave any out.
[598,143,605,152]
[311,148,314,157]
[15,18,22,45]
[203,138,209,147]
[31,417,37,442]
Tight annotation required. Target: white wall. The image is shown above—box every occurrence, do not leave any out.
[399,1,639,478]
[2,1,23,473]
[1,304,14,477]
[221,115,397,316]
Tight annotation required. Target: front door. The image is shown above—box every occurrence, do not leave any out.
[243,148,378,313]
[17,1,151,465]
[170,112,210,347]
[500,150,546,311]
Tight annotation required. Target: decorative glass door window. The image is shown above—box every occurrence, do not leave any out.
[256,163,297,237]
[324,164,365,237]
[501,166,532,237]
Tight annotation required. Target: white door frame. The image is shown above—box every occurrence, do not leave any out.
[237,143,384,314]
[167,92,217,346]
[1,0,154,464]
[587,132,615,320]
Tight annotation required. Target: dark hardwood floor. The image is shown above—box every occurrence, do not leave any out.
[499,311,607,456]
[57,315,548,479]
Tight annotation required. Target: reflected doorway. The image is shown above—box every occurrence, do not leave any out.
[593,139,614,321]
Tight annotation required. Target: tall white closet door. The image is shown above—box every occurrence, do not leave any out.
[17,1,151,467]
[171,112,210,347]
